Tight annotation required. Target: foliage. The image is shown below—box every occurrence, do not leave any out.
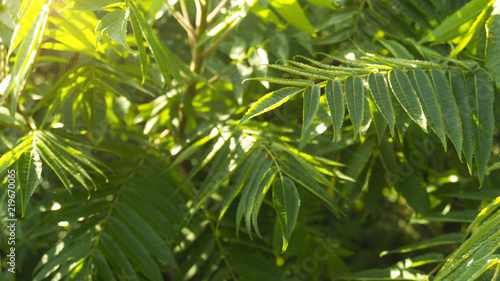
[1,0,500,280]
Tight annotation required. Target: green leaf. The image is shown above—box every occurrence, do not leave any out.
[302,85,320,139]
[36,138,75,191]
[449,69,474,173]
[244,160,273,239]
[243,77,314,87]
[377,39,414,59]
[368,73,395,136]
[326,80,345,141]
[420,0,495,44]
[466,196,500,235]
[450,4,491,57]
[128,0,189,86]
[99,233,140,281]
[2,2,50,114]
[217,149,264,229]
[388,69,427,132]
[268,0,315,34]
[236,152,267,238]
[81,88,107,142]
[344,139,374,204]
[427,69,463,159]
[293,55,372,73]
[267,63,351,78]
[93,250,117,281]
[238,87,302,127]
[7,0,47,57]
[400,172,430,215]
[487,14,500,90]
[114,202,177,268]
[17,146,42,217]
[466,70,494,186]
[191,134,253,214]
[251,168,277,238]
[380,233,464,256]
[106,217,163,281]
[273,175,300,252]
[70,0,123,10]
[407,69,446,149]
[363,161,386,219]
[0,134,33,174]
[411,210,479,224]
[96,9,130,49]
[435,206,500,280]
[33,233,93,281]
[279,156,341,217]
[344,76,364,140]
[130,10,148,84]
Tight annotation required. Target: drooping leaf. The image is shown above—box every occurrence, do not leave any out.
[251,167,277,238]
[244,160,273,239]
[407,68,446,149]
[129,10,148,84]
[368,73,395,136]
[236,152,268,238]
[345,76,364,140]
[114,202,177,268]
[449,69,474,173]
[273,175,300,252]
[217,149,264,229]
[486,14,500,90]
[106,217,163,281]
[279,156,341,217]
[466,70,495,186]
[302,85,320,139]
[99,233,140,281]
[238,87,302,127]
[325,80,345,141]
[17,145,42,217]
[388,69,427,132]
[427,69,463,159]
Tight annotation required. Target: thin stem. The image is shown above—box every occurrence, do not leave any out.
[179,0,190,23]
[200,18,239,58]
[207,0,230,23]
[164,3,196,46]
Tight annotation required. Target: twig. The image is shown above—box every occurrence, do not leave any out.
[207,0,230,23]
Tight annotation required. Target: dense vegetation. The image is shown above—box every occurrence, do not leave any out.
[1,0,500,280]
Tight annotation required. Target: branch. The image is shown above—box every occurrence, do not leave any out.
[200,19,239,58]
[179,0,190,23]
[163,3,196,46]
[207,0,230,23]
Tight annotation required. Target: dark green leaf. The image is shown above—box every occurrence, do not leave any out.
[302,85,320,139]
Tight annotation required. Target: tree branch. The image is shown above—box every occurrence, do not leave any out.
[207,0,230,23]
